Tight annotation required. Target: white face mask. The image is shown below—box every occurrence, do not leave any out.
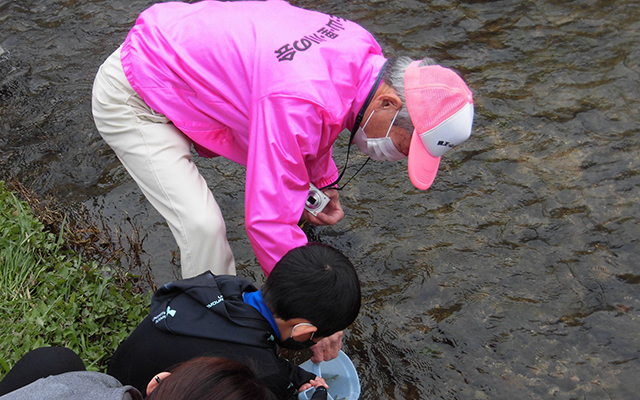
[353,110,407,162]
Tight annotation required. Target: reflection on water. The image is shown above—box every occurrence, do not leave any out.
[1,0,639,398]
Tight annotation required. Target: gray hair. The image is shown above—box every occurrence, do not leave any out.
[383,56,437,134]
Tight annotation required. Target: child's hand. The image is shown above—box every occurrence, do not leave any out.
[298,376,328,393]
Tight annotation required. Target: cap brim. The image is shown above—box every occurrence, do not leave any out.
[408,129,441,190]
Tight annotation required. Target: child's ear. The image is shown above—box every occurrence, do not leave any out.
[292,324,317,340]
[146,371,172,395]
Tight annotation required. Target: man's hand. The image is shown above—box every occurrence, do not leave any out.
[303,189,344,226]
[310,331,343,363]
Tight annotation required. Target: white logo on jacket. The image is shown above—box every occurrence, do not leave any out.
[152,306,177,324]
[206,295,224,308]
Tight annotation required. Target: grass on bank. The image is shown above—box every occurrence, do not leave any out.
[0,181,153,376]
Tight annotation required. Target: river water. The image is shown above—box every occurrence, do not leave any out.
[1,0,639,399]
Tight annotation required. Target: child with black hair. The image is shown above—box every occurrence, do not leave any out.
[107,243,361,400]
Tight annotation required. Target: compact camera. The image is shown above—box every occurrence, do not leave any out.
[304,183,330,216]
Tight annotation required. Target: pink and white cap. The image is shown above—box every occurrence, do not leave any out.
[404,61,474,190]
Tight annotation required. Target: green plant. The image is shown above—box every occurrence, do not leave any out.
[0,181,151,376]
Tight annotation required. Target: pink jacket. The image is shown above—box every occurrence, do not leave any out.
[121,0,386,274]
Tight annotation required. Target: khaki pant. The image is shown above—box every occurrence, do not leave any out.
[91,47,235,278]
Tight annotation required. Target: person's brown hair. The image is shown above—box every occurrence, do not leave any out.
[146,357,273,400]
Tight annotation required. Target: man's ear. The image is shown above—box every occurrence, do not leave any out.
[379,92,402,110]
[291,323,317,340]
[371,92,402,110]
[146,371,172,396]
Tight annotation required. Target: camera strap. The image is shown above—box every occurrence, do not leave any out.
[320,60,388,191]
